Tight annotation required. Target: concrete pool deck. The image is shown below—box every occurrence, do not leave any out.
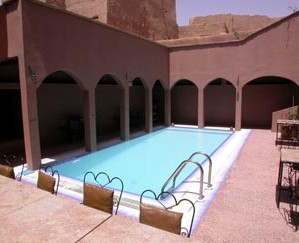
[20,127,250,221]
[3,129,299,242]
[192,129,299,242]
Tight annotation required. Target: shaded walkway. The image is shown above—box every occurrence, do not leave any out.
[193,129,299,242]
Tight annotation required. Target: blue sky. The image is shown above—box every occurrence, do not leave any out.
[176,0,299,26]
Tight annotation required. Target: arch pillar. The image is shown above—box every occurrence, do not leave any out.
[120,86,130,140]
[198,87,204,128]
[145,88,153,133]
[19,65,41,170]
[83,88,97,152]
[235,87,242,130]
[164,89,171,126]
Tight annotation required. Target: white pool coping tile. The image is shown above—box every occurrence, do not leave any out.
[19,127,251,234]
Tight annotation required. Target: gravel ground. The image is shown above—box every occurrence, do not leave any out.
[191,129,299,243]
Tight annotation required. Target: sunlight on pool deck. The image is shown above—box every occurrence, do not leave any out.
[20,126,251,233]
[171,126,251,231]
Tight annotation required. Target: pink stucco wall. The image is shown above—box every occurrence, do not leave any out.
[242,84,297,128]
[171,83,236,127]
[96,84,121,136]
[0,8,8,60]
[2,0,299,169]
[169,13,299,88]
[170,82,297,128]
[169,13,299,128]
[204,84,235,127]
[129,86,146,127]
[22,0,170,90]
[0,1,23,61]
[37,83,83,147]
[171,85,198,125]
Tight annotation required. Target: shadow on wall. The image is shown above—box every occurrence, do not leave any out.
[37,82,84,148]
[0,7,8,59]
[204,81,235,127]
[242,80,298,129]
[171,83,198,125]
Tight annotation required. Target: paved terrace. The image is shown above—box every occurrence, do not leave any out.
[1,129,299,242]
[193,129,299,242]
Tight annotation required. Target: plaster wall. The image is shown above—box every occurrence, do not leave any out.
[242,84,297,128]
[36,82,125,146]
[129,86,145,126]
[169,13,299,88]
[0,8,8,60]
[96,84,121,135]
[37,84,146,145]
[152,84,165,123]
[171,83,296,128]
[22,0,169,90]
[37,84,148,146]
[0,1,23,60]
[171,84,236,127]
[171,85,198,125]
[204,85,235,126]
[37,83,83,146]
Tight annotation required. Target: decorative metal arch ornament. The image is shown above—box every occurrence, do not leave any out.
[83,171,124,215]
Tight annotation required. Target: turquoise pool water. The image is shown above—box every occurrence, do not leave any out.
[52,127,232,195]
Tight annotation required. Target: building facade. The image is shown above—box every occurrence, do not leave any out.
[39,0,178,40]
[1,0,299,169]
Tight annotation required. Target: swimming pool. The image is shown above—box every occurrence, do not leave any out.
[52,127,233,196]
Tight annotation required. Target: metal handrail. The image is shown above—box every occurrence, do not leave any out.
[161,159,205,200]
[188,151,212,188]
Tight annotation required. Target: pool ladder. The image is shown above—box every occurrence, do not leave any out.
[161,151,213,200]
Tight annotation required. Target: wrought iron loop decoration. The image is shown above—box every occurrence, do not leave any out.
[140,189,196,238]
[0,153,25,181]
[83,171,124,215]
[40,165,61,195]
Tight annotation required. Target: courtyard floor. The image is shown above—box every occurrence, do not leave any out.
[192,129,299,242]
[2,129,299,242]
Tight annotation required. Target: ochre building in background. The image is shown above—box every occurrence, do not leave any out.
[39,0,178,40]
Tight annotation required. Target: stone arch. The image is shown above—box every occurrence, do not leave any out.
[37,69,86,90]
[96,74,123,144]
[204,78,236,128]
[171,79,198,125]
[131,76,150,90]
[37,70,84,155]
[150,78,168,90]
[242,76,299,128]
[152,80,165,127]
